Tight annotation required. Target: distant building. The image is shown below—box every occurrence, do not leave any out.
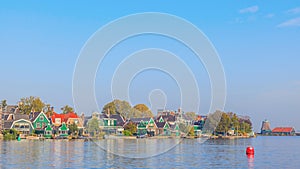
[272,127,295,136]
[261,119,272,135]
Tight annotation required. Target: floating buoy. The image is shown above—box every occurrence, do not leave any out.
[246,146,254,155]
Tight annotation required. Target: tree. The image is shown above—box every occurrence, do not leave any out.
[134,104,149,112]
[231,113,239,135]
[61,105,74,114]
[202,110,223,134]
[188,125,195,136]
[88,117,99,136]
[214,112,253,135]
[123,121,137,135]
[18,96,45,114]
[185,112,197,121]
[103,100,155,118]
[102,100,131,117]
[133,104,153,117]
[69,123,78,136]
[215,113,231,135]
[103,101,117,115]
[1,99,7,109]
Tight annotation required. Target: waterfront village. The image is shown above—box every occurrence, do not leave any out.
[0,98,297,140]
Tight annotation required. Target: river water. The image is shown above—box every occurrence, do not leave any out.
[0,136,299,168]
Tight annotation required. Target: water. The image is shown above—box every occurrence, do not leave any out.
[0,136,299,168]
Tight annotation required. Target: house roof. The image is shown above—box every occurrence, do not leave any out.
[156,115,175,122]
[156,121,166,128]
[130,117,151,123]
[110,114,125,126]
[272,127,294,133]
[30,112,41,122]
[14,114,29,120]
[3,105,18,114]
[3,121,13,129]
[51,112,79,123]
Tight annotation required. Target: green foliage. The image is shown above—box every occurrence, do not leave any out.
[123,130,132,136]
[69,123,78,135]
[61,105,74,114]
[133,104,154,117]
[103,100,118,115]
[185,112,197,121]
[103,100,153,118]
[215,113,231,135]
[215,112,253,135]
[202,110,223,134]
[3,129,18,140]
[188,125,195,136]
[1,99,7,109]
[18,96,46,114]
[124,121,137,134]
[88,117,99,135]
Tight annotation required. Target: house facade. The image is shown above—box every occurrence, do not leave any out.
[99,114,125,135]
[58,122,69,137]
[44,124,53,138]
[11,119,34,138]
[30,111,51,135]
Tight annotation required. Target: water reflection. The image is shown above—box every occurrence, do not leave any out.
[0,137,299,168]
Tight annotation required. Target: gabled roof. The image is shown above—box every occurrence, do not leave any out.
[272,127,294,133]
[3,105,18,114]
[156,114,175,122]
[51,112,79,123]
[6,113,30,121]
[156,121,166,128]
[11,119,34,129]
[59,122,69,131]
[30,112,42,122]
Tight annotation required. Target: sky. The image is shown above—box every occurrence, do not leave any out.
[1,1,300,132]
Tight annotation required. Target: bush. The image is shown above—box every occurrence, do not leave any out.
[3,129,18,140]
[123,130,132,136]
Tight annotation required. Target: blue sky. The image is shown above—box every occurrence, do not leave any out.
[1,1,300,131]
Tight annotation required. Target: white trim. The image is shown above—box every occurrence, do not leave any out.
[33,111,50,124]
[10,119,34,129]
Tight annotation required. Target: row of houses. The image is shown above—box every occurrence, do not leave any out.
[1,105,207,139]
[0,105,84,138]
[84,108,207,137]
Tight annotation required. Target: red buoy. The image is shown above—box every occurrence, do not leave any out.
[246,146,255,155]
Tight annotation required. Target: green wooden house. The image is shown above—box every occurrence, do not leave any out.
[163,122,171,136]
[131,117,157,136]
[172,124,180,136]
[30,111,51,135]
[58,122,69,137]
[44,124,53,139]
[156,121,172,136]
[99,114,125,135]
[137,120,148,135]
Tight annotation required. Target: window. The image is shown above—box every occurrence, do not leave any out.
[55,118,61,124]
[40,115,44,121]
[36,123,41,128]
